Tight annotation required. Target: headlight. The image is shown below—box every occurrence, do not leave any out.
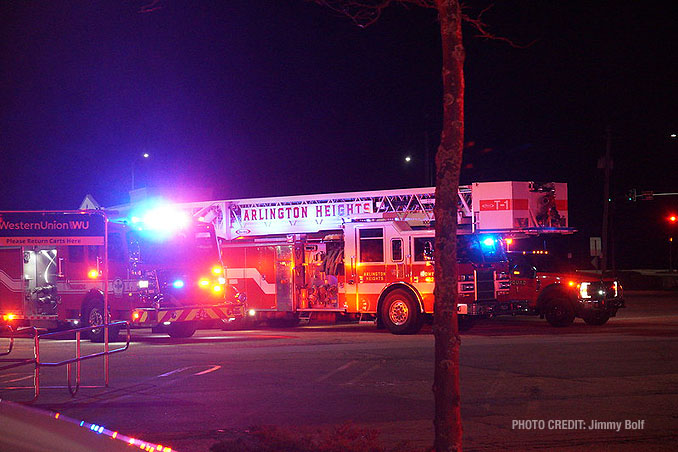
[579,282,591,299]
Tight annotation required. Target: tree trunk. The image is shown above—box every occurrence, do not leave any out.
[432,1,464,451]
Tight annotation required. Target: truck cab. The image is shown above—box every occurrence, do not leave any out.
[505,251,624,326]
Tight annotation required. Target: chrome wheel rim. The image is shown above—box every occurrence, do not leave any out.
[389,300,409,326]
[89,308,103,330]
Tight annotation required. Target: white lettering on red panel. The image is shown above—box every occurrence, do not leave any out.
[479,199,511,211]
[241,201,373,223]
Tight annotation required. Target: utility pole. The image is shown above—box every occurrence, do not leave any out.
[599,127,613,276]
[424,127,431,186]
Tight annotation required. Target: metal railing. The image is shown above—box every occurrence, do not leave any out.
[0,321,130,402]
[1,325,16,357]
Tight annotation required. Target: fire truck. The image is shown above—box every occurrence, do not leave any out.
[178,181,572,334]
[503,250,625,326]
[0,208,243,341]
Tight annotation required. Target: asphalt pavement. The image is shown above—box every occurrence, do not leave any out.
[1,290,677,452]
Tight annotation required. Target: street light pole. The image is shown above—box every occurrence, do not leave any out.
[599,127,613,276]
[131,152,150,190]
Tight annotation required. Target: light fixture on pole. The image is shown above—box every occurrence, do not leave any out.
[132,152,150,190]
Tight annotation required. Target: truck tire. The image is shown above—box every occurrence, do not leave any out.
[380,289,423,334]
[167,322,197,338]
[582,310,610,326]
[543,296,575,327]
[83,301,120,343]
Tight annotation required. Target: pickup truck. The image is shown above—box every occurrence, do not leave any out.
[500,251,625,326]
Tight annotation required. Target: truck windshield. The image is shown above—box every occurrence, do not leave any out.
[130,228,218,267]
[508,252,575,273]
[413,235,507,264]
[457,235,506,264]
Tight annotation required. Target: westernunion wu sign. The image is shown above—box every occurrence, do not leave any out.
[0,212,105,246]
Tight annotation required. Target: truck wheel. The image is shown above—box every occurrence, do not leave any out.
[582,310,610,326]
[83,301,120,342]
[167,322,197,338]
[380,289,423,334]
[543,297,575,327]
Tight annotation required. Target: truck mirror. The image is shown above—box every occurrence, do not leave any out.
[423,241,433,260]
[529,266,537,279]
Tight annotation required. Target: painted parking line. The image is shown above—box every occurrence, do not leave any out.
[316,360,358,382]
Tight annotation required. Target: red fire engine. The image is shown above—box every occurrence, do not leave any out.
[0,208,243,341]
[178,181,572,334]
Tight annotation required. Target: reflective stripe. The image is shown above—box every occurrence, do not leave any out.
[156,307,234,323]
[0,270,23,292]
[225,268,276,294]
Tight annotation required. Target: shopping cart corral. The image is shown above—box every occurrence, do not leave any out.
[0,322,130,402]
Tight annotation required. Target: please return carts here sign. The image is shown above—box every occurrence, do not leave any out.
[0,212,105,246]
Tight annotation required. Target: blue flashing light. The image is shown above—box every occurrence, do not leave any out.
[123,198,191,238]
[482,237,496,247]
[172,279,185,289]
[80,421,85,427]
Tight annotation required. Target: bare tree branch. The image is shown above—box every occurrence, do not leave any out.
[139,0,163,14]
[314,1,536,47]
[462,3,537,48]
[311,0,434,28]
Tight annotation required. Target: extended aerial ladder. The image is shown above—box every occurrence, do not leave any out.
[177,181,573,240]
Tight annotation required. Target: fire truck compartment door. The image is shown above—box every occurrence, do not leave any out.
[353,226,387,312]
[275,245,293,311]
[0,247,24,314]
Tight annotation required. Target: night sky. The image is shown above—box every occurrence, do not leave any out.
[1,1,676,268]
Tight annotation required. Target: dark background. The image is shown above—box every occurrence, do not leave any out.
[1,0,676,269]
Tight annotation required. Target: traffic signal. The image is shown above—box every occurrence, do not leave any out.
[669,215,677,223]
[640,191,654,201]
[626,189,637,202]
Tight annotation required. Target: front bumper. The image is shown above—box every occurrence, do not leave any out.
[578,297,625,312]
[132,303,245,327]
